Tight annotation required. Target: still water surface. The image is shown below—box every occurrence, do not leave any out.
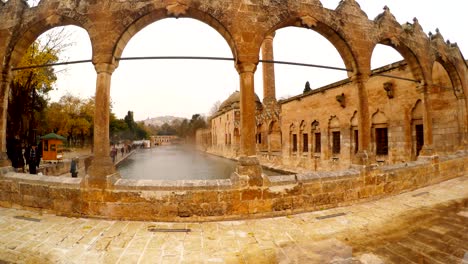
[118,145,279,180]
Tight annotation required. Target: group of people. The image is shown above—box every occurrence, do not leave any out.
[110,144,136,163]
[7,138,42,174]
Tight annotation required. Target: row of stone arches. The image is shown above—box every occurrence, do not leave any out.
[1,0,467,183]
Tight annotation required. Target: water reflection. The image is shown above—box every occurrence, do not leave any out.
[118,145,280,180]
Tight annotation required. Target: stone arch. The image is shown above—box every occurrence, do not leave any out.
[263,14,357,75]
[430,60,464,152]
[372,109,387,124]
[350,111,358,127]
[412,100,424,120]
[370,38,425,82]
[299,120,306,131]
[7,13,93,68]
[328,116,340,129]
[112,9,237,62]
[311,120,320,131]
[268,120,281,152]
[432,59,464,97]
[372,8,428,83]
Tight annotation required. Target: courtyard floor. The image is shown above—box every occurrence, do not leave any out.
[0,175,467,264]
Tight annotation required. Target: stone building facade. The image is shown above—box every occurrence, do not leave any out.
[198,59,467,172]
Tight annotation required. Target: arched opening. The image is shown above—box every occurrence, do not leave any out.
[289,123,297,155]
[112,18,238,180]
[430,60,464,153]
[371,44,404,70]
[371,109,389,161]
[411,100,424,159]
[6,25,93,173]
[268,120,281,153]
[255,27,349,101]
[299,120,308,155]
[350,112,358,156]
[369,41,424,162]
[328,116,341,159]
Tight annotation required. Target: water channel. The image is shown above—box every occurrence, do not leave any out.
[117,145,282,180]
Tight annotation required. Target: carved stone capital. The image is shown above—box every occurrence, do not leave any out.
[350,73,369,83]
[236,62,257,74]
[94,63,117,75]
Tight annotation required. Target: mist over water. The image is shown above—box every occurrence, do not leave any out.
[117,145,238,180]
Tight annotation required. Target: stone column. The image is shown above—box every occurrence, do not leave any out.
[86,63,117,188]
[233,62,267,187]
[351,74,371,165]
[237,62,257,157]
[417,83,434,156]
[261,33,276,105]
[0,70,11,167]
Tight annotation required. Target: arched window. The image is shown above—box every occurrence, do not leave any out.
[372,110,388,156]
[328,116,341,156]
[311,120,321,154]
[350,112,359,154]
[411,100,424,158]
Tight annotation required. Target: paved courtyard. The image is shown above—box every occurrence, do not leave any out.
[0,175,467,264]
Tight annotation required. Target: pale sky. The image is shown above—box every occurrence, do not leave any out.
[44,0,468,121]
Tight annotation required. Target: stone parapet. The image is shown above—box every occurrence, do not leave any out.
[0,153,466,221]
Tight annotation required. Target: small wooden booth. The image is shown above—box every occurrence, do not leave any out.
[40,133,66,162]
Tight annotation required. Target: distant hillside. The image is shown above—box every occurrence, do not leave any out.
[142,116,186,126]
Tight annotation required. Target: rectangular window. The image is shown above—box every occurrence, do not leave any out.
[315,133,321,153]
[258,133,262,144]
[332,131,340,154]
[292,134,297,152]
[375,128,388,155]
[303,133,309,152]
[354,130,359,154]
[44,140,49,151]
[416,124,424,156]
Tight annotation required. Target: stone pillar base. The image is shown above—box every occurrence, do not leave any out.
[419,145,435,157]
[354,151,372,166]
[236,156,269,187]
[0,152,11,168]
[84,157,118,189]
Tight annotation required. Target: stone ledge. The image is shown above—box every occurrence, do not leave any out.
[3,172,81,186]
[0,153,466,222]
[113,178,233,191]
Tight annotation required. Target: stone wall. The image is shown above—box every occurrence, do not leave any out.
[0,152,465,222]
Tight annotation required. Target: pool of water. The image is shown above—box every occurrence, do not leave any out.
[117,145,282,180]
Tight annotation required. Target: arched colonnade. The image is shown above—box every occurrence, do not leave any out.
[1,0,467,187]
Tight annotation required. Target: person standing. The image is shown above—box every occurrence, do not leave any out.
[28,145,37,174]
[70,158,78,178]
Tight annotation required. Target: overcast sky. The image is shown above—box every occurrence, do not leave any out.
[44,0,468,121]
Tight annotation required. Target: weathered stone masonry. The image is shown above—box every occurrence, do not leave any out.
[0,0,467,221]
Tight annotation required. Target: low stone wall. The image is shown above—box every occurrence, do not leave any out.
[0,152,466,221]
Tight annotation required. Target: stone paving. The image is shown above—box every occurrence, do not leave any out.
[0,176,467,264]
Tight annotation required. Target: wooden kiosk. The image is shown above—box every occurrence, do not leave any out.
[40,133,66,162]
